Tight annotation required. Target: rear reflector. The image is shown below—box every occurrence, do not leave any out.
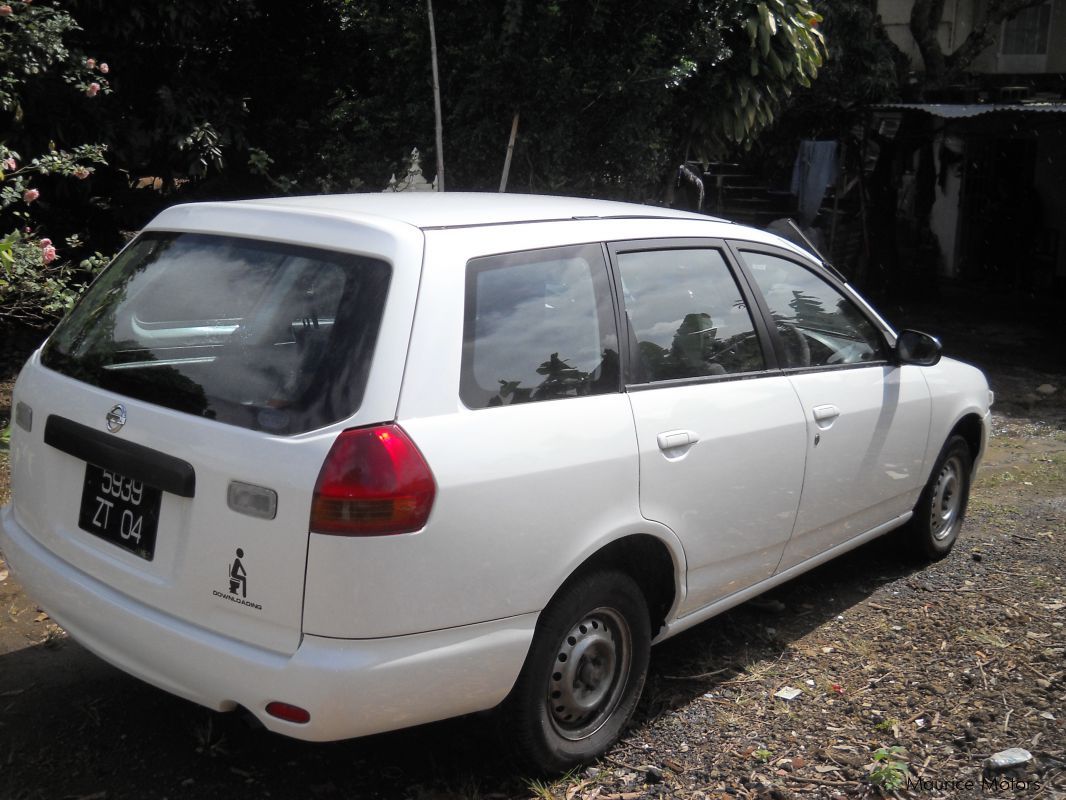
[265,701,310,724]
[310,424,436,536]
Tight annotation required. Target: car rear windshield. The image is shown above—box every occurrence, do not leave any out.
[41,232,391,435]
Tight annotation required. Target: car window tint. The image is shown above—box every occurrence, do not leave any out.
[42,233,390,434]
[616,248,765,382]
[461,244,618,409]
[738,251,885,368]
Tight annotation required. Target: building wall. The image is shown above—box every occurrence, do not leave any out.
[971,0,1065,73]
[880,0,1064,75]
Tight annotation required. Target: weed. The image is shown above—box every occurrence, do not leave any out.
[873,718,901,734]
[526,779,556,800]
[752,748,773,762]
[526,770,583,800]
[867,746,909,792]
[192,715,228,757]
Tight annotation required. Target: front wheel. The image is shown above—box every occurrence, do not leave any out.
[906,434,973,561]
[505,570,650,773]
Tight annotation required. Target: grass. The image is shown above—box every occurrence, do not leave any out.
[526,770,586,800]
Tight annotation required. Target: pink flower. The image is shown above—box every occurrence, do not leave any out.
[2,157,15,171]
[86,82,101,97]
[86,58,96,69]
[38,238,52,247]
[72,166,91,179]
[23,188,39,204]
[42,245,57,264]
[0,5,12,16]
[99,63,109,74]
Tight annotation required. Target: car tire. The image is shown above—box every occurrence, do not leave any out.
[505,569,650,774]
[906,434,973,561]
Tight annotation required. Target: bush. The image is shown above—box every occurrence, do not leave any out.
[1,1,110,328]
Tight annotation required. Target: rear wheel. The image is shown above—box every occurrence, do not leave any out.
[506,570,650,773]
[907,434,973,561]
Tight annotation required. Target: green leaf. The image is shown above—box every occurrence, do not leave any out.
[767,48,786,78]
[757,3,777,36]
[745,16,759,45]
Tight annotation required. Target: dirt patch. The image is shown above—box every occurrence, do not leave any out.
[0,307,1063,800]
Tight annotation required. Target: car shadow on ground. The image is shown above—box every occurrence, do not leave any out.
[0,532,928,799]
[640,532,927,716]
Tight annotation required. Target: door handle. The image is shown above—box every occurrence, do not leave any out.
[812,404,840,429]
[656,429,699,451]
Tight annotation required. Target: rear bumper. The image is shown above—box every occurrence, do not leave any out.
[0,503,535,741]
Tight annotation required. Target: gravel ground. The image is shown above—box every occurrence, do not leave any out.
[0,304,1063,800]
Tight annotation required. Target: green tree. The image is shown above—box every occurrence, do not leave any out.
[318,0,825,198]
[6,0,828,290]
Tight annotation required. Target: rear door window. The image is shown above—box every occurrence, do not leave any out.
[461,244,618,408]
[615,248,766,382]
[42,233,390,434]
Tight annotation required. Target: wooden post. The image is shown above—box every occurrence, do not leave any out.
[499,112,520,192]
[427,0,445,191]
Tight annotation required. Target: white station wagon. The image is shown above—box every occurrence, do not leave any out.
[0,193,991,771]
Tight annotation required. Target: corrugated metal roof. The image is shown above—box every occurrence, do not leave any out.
[871,102,1066,118]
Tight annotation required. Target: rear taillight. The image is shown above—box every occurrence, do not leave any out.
[310,424,436,536]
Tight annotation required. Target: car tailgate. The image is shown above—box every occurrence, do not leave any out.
[9,359,336,655]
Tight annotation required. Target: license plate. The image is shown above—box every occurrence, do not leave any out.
[78,463,162,561]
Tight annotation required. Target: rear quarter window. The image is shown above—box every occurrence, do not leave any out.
[460,244,619,409]
[42,233,390,434]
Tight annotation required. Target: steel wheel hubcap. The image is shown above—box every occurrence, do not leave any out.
[547,607,631,740]
[931,455,964,541]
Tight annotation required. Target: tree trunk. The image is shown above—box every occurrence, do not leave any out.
[908,0,948,83]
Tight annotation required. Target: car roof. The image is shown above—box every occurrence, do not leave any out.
[232,192,724,230]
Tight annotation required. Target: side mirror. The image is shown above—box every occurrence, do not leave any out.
[896,329,942,366]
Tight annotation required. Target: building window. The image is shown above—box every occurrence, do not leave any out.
[1001,3,1051,55]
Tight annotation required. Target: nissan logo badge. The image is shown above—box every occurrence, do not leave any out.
[106,403,127,433]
